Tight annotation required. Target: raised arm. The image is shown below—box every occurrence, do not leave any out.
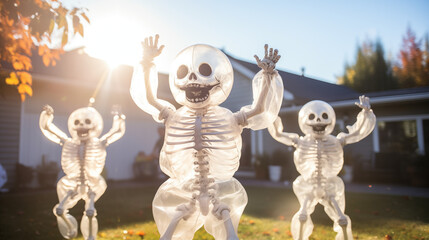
[100,107,126,146]
[337,95,376,146]
[130,35,175,122]
[39,105,69,145]
[268,117,299,147]
[237,44,284,130]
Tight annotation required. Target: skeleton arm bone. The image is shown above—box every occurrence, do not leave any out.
[130,35,175,122]
[243,45,281,119]
[39,105,69,145]
[268,117,299,147]
[337,95,376,146]
[237,45,284,129]
[100,113,126,146]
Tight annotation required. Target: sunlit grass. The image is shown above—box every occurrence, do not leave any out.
[1,184,428,239]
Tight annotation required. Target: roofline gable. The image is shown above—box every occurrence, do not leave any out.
[229,58,294,101]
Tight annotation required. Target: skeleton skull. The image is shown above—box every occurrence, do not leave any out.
[169,44,233,108]
[298,100,336,137]
[68,107,103,140]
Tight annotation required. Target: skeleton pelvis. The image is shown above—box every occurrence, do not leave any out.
[198,193,211,216]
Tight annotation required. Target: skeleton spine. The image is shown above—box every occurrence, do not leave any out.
[314,140,324,187]
[79,142,87,192]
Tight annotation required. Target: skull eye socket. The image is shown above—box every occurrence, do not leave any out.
[198,63,212,77]
[177,65,188,79]
[74,120,80,125]
[308,113,315,120]
[322,113,328,119]
[85,119,91,124]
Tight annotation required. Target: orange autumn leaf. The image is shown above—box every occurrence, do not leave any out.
[18,72,32,85]
[42,54,51,66]
[137,231,145,236]
[13,61,24,70]
[18,83,33,97]
[1,0,89,101]
[273,228,279,233]
[262,231,271,236]
[6,72,19,85]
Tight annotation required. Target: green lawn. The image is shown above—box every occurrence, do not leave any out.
[1,184,428,240]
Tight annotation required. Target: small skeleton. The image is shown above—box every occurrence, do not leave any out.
[39,105,125,240]
[268,96,376,240]
[130,35,283,240]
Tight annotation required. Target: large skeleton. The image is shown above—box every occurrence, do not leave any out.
[130,35,283,240]
[39,105,125,240]
[268,96,376,240]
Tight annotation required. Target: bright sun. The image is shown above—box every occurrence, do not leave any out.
[83,14,148,68]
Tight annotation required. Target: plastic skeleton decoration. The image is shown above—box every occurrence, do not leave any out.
[268,96,376,240]
[39,105,125,240]
[130,35,283,240]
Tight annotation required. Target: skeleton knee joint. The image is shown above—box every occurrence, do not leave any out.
[338,216,348,226]
[55,206,64,216]
[86,209,96,217]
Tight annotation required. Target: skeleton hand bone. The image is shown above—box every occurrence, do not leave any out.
[141,34,165,66]
[254,44,281,74]
[355,95,371,111]
[43,105,54,115]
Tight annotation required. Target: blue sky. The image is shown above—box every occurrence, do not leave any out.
[70,0,429,84]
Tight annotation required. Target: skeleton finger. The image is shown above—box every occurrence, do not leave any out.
[154,34,160,47]
[269,47,273,58]
[144,38,149,48]
[158,45,165,54]
[354,102,362,108]
[273,49,279,58]
[149,36,154,47]
[274,54,281,63]
[264,44,268,58]
[254,55,262,64]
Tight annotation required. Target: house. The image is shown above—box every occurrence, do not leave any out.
[226,54,429,186]
[1,48,428,188]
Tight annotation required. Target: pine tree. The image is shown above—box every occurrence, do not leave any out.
[337,39,397,93]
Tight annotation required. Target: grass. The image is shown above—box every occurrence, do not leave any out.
[1,183,429,240]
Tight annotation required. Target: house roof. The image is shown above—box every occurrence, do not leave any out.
[225,53,360,105]
[28,48,173,101]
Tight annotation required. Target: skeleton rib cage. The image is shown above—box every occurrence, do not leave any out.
[62,140,106,191]
[295,136,343,188]
[163,106,241,182]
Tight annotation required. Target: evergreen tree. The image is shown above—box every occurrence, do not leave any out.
[337,39,397,93]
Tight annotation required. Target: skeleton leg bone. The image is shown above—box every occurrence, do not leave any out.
[296,195,311,240]
[54,190,78,239]
[212,201,239,240]
[81,190,97,240]
[328,195,350,240]
[160,197,197,240]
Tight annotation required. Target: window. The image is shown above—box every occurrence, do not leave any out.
[378,120,418,154]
